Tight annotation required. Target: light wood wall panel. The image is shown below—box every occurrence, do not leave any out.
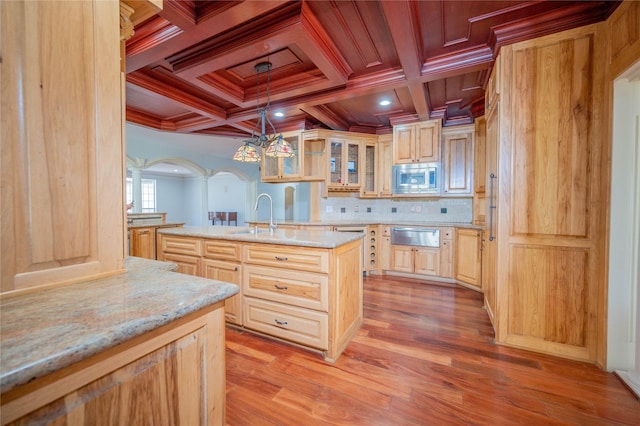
[495,23,606,363]
[1,0,124,293]
[509,246,588,347]
[511,34,592,238]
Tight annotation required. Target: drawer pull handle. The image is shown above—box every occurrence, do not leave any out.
[275,256,288,261]
[274,319,288,326]
[274,284,288,290]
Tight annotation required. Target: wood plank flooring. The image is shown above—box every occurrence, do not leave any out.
[225,275,640,425]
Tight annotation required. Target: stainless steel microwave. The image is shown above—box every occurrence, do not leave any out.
[392,163,439,194]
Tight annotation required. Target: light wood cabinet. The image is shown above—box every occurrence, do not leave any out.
[261,132,302,181]
[379,225,391,271]
[262,131,326,182]
[328,137,361,190]
[2,305,226,425]
[393,120,441,164]
[442,125,474,195]
[455,228,482,289]
[130,227,156,259]
[242,240,362,362]
[390,245,439,276]
[1,0,124,293]
[158,236,202,275]
[377,134,394,197]
[483,91,499,326]
[439,227,454,278]
[473,116,488,226]
[360,138,378,197]
[203,240,242,325]
[489,24,608,363]
[158,234,362,362]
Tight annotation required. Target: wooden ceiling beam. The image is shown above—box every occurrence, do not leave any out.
[301,105,350,131]
[127,71,227,120]
[158,0,196,31]
[125,0,291,73]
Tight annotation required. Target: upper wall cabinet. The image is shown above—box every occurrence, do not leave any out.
[1,0,125,293]
[262,131,326,182]
[392,120,441,164]
[441,125,474,196]
[360,137,378,198]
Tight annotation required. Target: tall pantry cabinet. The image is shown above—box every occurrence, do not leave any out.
[486,24,608,363]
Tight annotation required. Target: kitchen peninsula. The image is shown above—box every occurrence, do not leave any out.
[0,257,238,424]
[157,226,364,362]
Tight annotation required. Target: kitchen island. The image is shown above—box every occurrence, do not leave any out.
[0,257,238,425]
[157,226,364,362]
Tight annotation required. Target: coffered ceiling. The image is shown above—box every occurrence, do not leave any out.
[124,0,619,140]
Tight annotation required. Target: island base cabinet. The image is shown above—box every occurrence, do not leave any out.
[1,305,226,426]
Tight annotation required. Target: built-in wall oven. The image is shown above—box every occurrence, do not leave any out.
[333,226,367,275]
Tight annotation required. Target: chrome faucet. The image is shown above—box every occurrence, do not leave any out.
[254,193,277,234]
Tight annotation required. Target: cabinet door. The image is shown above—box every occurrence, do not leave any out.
[390,246,413,273]
[439,240,453,279]
[378,137,393,197]
[474,117,487,194]
[442,131,473,195]
[415,121,440,162]
[202,259,241,325]
[328,139,345,186]
[483,100,499,322]
[455,229,481,288]
[130,228,156,259]
[361,141,377,197]
[414,248,439,276]
[345,141,360,186]
[392,125,415,164]
[161,253,199,276]
[261,132,301,181]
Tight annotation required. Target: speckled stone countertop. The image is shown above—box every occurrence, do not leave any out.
[246,219,483,229]
[158,226,365,248]
[0,257,238,394]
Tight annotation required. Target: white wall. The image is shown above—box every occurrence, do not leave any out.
[209,172,248,225]
[143,172,189,224]
[608,67,640,395]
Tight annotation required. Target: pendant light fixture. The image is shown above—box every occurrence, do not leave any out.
[233,62,295,162]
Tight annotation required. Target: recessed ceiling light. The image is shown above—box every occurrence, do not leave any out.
[274,111,284,117]
[379,99,391,106]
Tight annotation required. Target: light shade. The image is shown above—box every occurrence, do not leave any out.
[265,136,295,158]
[233,143,260,162]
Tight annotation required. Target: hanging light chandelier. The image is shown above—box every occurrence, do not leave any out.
[233,62,295,162]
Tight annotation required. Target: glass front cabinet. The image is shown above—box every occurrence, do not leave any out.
[261,131,326,182]
[261,132,302,182]
[328,137,361,191]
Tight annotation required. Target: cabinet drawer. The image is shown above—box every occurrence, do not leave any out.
[244,265,328,312]
[203,240,240,261]
[243,244,328,273]
[243,297,328,350]
[160,236,202,256]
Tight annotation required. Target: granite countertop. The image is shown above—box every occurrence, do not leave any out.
[246,219,484,230]
[158,226,365,248]
[0,257,238,394]
[127,221,185,229]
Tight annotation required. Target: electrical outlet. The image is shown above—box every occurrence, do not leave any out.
[441,207,448,214]
[392,207,397,213]
[341,207,346,213]
[367,207,372,213]
[354,205,359,212]
[415,205,422,213]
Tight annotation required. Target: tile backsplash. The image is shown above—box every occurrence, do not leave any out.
[319,196,472,223]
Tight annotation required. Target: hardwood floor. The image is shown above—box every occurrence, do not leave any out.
[225,275,639,425]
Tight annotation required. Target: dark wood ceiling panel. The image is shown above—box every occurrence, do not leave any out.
[124,0,621,138]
